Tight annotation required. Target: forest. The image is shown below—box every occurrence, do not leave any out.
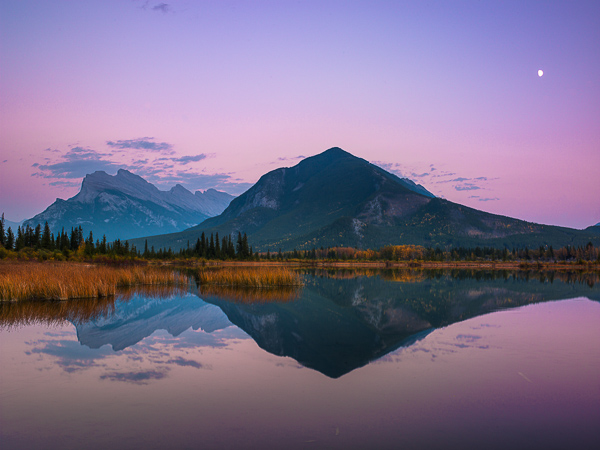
[1,214,598,263]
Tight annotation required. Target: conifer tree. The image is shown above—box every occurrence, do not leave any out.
[100,235,107,254]
[209,233,215,258]
[34,224,42,248]
[41,222,52,249]
[200,232,207,257]
[85,231,94,255]
[236,232,243,257]
[0,213,5,247]
[15,226,25,251]
[6,227,14,250]
[242,233,250,259]
[221,236,228,259]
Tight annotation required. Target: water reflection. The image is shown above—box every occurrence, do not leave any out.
[201,270,599,377]
[2,270,599,450]
[0,285,186,329]
[198,284,301,303]
[2,270,597,379]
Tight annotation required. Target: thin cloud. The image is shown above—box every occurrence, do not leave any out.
[106,138,173,153]
[49,180,81,188]
[153,3,170,13]
[167,357,203,369]
[140,1,172,13]
[455,184,481,191]
[29,339,111,373]
[372,161,408,178]
[171,154,208,165]
[276,155,306,162]
[436,177,470,184]
[100,370,168,384]
[31,140,251,195]
[33,147,120,179]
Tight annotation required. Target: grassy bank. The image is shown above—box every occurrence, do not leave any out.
[0,262,189,301]
[195,266,303,287]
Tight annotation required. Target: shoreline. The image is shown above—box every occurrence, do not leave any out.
[172,260,600,271]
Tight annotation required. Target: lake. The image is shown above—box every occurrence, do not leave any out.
[1,270,599,449]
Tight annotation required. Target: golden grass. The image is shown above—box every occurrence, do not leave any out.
[0,262,189,301]
[0,285,188,328]
[199,285,301,303]
[0,296,117,327]
[195,266,303,287]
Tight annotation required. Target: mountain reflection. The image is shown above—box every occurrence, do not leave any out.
[198,284,301,303]
[2,270,598,378]
[203,270,599,377]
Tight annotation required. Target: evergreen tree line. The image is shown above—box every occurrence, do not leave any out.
[264,243,600,263]
[0,214,256,261]
[148,231,254,260]
[0,216,139,258]
[1,214,598,262]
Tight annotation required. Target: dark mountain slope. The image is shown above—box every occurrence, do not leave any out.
[129,148,600,251]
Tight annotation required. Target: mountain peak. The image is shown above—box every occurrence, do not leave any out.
[117,168,132,176]
[170,184,192,196]
[313,147,355,162]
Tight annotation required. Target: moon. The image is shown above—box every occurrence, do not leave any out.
[538,69,544,77]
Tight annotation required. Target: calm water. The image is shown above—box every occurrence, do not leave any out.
[1,270,599,450]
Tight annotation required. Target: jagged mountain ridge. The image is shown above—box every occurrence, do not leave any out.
[75,293,233,351]
[24,169,234,241]
[130,147,600,251]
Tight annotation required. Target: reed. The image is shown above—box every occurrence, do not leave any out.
[195,266,303,287]
[0,262,189,301]
[0,285,187,328]
[199,285,301,304]
[0,296,117,327]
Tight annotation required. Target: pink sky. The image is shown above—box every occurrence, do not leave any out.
[1,1,599,228]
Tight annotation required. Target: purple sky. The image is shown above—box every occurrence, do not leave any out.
[1,1,599,228]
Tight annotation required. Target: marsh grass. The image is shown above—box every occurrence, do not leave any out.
[199,285,301,303]
[0,285,187,328]
[0,296,117,327]
[0,262,189,301]
[301,268,427,282]
[195,266,303,288]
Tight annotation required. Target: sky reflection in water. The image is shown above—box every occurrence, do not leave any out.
[1,271,599,450]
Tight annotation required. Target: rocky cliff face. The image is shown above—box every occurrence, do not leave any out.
[24,169,234,240]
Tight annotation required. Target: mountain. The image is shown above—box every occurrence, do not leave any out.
[586,223,600,235]
[23,169,234,241]
[130,148,600,251]
[2,218,22,231]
